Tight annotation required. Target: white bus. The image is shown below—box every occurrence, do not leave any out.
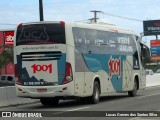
[14,21,149,105]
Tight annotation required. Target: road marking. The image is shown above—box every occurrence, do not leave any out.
[66,106,90,111]
[137,93,160,99]
[53,106,90,115]
[129,117,141,120]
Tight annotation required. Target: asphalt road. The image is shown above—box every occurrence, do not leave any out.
[0,86,160,120]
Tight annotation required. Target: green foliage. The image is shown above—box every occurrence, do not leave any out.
[0,45,13,74]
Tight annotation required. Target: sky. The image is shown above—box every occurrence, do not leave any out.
[0,0,160,47]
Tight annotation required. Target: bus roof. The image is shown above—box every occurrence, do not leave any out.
[18,21,140,37]
[74,22,139,36]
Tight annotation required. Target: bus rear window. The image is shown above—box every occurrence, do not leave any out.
[16,23,66,45]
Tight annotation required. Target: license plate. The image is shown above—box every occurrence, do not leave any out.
[37,88,47,93]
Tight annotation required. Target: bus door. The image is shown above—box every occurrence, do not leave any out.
[139,42,150,88]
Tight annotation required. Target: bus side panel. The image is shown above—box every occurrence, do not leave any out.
[83,54,127,94]
[140,68,146,89]
[74,52,86,97]
[95,70,114,94]
[83,54,103,96]
[122,56,134,91]
[84,70,115,96]
[75,53,117,96]
[83,54,116,95]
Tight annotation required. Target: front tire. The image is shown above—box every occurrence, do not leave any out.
[128,79,138,97]
[89,81,100,104]
[40,98,59,106]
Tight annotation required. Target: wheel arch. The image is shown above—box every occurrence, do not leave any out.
[92,76,101,94]
[134,74,139,90]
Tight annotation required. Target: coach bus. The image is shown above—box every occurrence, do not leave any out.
[14,21,149,105]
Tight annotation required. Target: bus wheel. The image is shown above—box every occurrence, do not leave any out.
[128,79,138,97]
[89,81,100,104]
[40,98,59,106]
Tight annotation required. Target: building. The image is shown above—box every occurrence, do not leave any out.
[0,29,14,75]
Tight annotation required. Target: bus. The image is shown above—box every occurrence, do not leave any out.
[14,21,149,105]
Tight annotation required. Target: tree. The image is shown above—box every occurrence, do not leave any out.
[0,45,13,74]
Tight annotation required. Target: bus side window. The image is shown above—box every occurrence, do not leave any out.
[140,43,150,68]
[133,51,138,59]
[133,51,140,69]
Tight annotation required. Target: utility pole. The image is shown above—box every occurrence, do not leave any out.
[156,35,158,40]
[90,10,102,23]
[39,0,44,21]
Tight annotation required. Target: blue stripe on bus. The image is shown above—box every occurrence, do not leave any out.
[16,53,66,86]
[82,54,126,92]
[57,53,66,85]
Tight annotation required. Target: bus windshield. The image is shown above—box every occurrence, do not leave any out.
[16,23,66,46]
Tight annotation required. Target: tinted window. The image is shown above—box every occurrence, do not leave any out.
[73,27,137,55]
[146,71,149,75]
[16,24,66,45]
[1,76,6,81]
[72,28,88,53]
[117,33,136,54]
[7,76,13,81]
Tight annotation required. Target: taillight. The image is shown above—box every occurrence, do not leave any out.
[15,64,22,85]
[62,62,73,84]
[60,21,65,25]
[18,23,23,27]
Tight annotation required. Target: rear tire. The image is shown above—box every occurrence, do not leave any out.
[40,98,59,106]
[128,79,138,97]
[89,81,100,104]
